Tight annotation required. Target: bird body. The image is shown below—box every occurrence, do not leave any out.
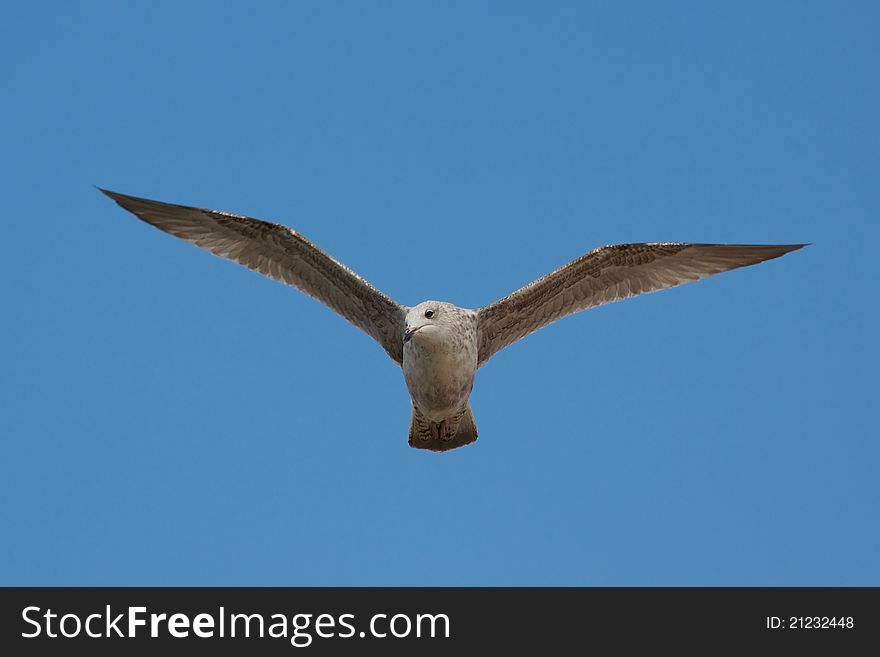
[402,302,478,448]
[100,188,805,452]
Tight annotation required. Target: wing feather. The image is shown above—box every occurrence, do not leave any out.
[476,242,805,365]
[101,189,406,364]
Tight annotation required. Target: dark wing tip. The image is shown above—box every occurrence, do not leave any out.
[97,188,202,223]
[688,242,809,267]
[96,186,120,199]
[685,242,809,260]
[96,187,141,210]
[767,243,809,260]
[760,243,808,258]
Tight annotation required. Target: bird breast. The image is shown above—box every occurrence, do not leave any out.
[403,329,477,420]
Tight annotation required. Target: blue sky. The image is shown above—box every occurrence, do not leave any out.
[2,1,877,585]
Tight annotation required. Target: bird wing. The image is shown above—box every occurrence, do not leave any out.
[476,242,805,365]
[101,189,407,364]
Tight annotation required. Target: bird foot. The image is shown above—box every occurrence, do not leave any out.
[439,419,455,441]
[426,420,456,441]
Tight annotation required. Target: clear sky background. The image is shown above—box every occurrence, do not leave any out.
[2,2,877,585]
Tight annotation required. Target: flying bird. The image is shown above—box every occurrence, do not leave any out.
[100,189,805,452]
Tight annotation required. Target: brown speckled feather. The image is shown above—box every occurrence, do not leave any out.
[476,242,805,365]
[100,189,406,364]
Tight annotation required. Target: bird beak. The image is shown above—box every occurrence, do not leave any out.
[403,326,421,343]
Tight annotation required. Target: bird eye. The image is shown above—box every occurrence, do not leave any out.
[424,309,435,319]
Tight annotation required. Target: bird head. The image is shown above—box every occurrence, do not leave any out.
[404,301,457,344]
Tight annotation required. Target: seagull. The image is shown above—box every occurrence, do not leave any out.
[100,189,805,452]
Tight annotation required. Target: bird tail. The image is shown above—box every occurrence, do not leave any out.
[408,404,478,452]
